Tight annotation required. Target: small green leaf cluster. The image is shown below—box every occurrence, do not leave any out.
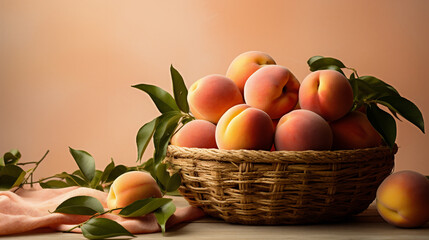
[53,195,175,239]
[308,56,425,148]
[0,149,48,191]
[133,65,193,194]
[39,147,136,191]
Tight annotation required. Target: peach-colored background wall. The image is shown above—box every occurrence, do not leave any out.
[1,0,428,179]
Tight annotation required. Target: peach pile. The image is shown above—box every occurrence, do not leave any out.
[167,51,429,227]
[376,170,429,228]
[171,50,383,151]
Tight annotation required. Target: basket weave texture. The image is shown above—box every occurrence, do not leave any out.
[165,145,396,225]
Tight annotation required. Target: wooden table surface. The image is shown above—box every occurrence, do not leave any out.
[3,196,429,240]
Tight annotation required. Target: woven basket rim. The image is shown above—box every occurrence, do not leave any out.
[167,144,398,164]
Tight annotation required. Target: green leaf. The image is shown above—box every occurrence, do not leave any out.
[154,201,176,234]
[357,76,400,99]
[100,159,115,183]
[0,165,25,190]
[119,198,172,217]
[53,196,104,215]
[90,170,103,189]
[3,149,21,165]
[136,117,158,162]
[349,73,359,103]
[40,180,70,188]
[153,112,182,165]
[170,65,189,113]
[73,169,86,179]
[66,173,88,187]
[155,163,170,190]
[181,116,194,125]
[155,163,182,193]
[367,103,397,148]
[166,172,182,193]
[308,56,346,74]
[376,95,425,133]
[106,165,128,183]
[132,84,180,113]
[165,189,181,196]
[47,172,86,187]
[142,158,156,179]
[319,65,345,75]
[81,218,135,240]
[307,55,324,66]
[69,147,96,182]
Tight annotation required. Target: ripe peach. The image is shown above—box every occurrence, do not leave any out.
[329,111,382,150]
[170,119,217,148]
[274,109,333,151]
[187,74,243,124]
[216,104,274,150]
[244,65,300,119]
[299,70,353,121]
[226,51,276,94]
[376,170,429,228]
[107,171,162,209]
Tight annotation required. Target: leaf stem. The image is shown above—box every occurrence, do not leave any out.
[172,113,194,136]
[64,207,123,233]
[16,162,39,165]
[13,150,49,192]
[21,175,58,185]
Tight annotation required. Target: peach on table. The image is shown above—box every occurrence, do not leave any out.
[107,171,162,209]
[376,170,429,228]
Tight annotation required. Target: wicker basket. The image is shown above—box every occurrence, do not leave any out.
[165,145,397,225]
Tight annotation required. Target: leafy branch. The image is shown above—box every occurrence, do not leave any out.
[52,195,175,239]
[14,150,49,191]
[35,148,135,191]
[0,147,142,192]
[133,65,193,194]
[0,149,49,191]
[0,64,190,239]
[307,56,425,148]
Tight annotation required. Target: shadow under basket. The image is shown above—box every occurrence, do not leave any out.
[165,144,397,225]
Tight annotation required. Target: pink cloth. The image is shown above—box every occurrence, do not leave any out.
[0,185,205,236]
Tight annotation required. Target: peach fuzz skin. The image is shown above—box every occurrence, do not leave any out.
[170,119,217,148]
[107,171,162,209]
[216,104,274,150]
[244,65,300,119]
[226,51,276,94]
[187,74,243,124]
[299,70,353,121]
[329,111,382,150]
[274,109,333,151]
[376,170,429,228]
